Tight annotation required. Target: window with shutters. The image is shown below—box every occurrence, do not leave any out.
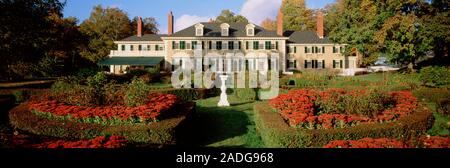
[121,45,125,51]
[216,41,222,50]
[253,41,259,50]
[228,41,234,50]
[192,41,198,50]
[265,41,271,50]
[317,60,323,69]
[305,60,312,69]
[180,41,186,50]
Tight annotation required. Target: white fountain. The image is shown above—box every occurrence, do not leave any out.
[217,74,230,107]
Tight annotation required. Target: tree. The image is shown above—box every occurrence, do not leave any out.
[281,0,315,31]
[79,5,132,63]
[214,10,249,23]
[0,0,84,79]
[323,0,345,35]
[260,18,277,30]
[130,16,159,34]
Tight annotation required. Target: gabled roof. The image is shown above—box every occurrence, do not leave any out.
[120,34,167,41]
[284,30,333,44]
[170,22,284,38]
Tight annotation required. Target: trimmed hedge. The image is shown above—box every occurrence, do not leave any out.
[154,88,218,101]
[9,102,195,145]
[254,103,434,148]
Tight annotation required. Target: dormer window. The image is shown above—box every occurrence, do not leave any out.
[220,23,230,36]
[246,24,255,36]
[195,23,204,36]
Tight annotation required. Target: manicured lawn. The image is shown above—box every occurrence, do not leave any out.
[178,95,263,148]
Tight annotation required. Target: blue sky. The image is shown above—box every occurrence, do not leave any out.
[63,0,335,33]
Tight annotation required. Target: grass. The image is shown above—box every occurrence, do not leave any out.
[178,95,263,148]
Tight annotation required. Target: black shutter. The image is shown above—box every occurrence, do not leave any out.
[172,41,175,49]
[322,46,325,53]
[202,41,205,49]
[294,47,297,53]
[209,41,212,50]
[333,60,336,68]
[246,41,249,50]
[340,60,343,68]
[304,60,307,68]
[239,41,242,50]
[276,41,279,50]
[322,60,325,69]
[294,60,297,68]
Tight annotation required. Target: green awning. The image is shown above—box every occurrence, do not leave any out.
[99,57,164,66]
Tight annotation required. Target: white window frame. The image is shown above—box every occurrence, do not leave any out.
[195,23,204,36]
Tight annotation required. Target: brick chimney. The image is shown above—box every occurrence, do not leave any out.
[168,11,174,35]
[277,8,283,36]
[137,17,143,37]
[317,11,324,39]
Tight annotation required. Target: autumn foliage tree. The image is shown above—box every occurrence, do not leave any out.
[214,10,249,23]
[281,0,315,31]
[79,5,133,63]
[327,0,449,68]
[260,18,277,31]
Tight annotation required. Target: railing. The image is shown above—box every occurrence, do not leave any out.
[109,50,165,57]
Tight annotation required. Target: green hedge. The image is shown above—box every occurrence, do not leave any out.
[9,102,195,145]
[154,88,218,101]
[254,103,434,148]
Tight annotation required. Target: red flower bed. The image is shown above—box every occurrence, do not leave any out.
[269,89,418,129]
[33,136,127,148]
[28,93,179,123]
[324,136,450,148]
[420,136,450,148]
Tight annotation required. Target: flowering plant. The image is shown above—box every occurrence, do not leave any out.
[269,89,418,129]
[29,93,179,124]
[33,136,127,148]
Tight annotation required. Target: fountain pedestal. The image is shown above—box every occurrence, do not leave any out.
[217,75,230,107]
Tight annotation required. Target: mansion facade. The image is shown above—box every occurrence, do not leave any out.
[100,10,360,74]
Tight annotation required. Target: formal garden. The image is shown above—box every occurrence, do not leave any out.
[0,66,448,148]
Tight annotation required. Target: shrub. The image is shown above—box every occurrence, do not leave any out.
[124,78,150,107]
[50,81,96,106]
[103,82,126,106]
[234,88,257,101]
[254,103,434,148]
[156,89,198,101]
[12,90,29,103]
[413,88,450,117]
[419,66,450,87]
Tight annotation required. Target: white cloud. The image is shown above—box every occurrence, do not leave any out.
[240,0,282,24]
[175,15,212,32]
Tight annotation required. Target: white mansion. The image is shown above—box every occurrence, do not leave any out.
[100,10,360,74]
